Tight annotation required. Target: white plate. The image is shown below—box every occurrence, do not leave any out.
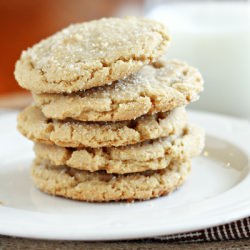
[0,110,249,241]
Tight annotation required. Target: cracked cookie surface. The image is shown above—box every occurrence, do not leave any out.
[34,125,204,174]
[17,105,187,148]
[33,60,203,122]
[15,17,170,94]
[31,160,190,202]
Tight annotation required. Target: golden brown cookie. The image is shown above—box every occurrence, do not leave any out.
[17,105,187,148]
[33,60,203,122]
[34,125,204,174]
[15,17,170,94]
[31,160,191,202]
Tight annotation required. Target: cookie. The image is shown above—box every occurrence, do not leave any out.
[31,160,190,202]
[33,60,203,122]
[14,17,170,94]
[17,105,187,148]
[34,125,204,174]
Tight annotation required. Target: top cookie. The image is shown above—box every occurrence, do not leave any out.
[14,17,170,93]
[33,60,203,122]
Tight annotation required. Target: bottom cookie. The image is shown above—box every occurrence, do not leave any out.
[31,160,191,202]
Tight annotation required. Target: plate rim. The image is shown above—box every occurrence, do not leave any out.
[0,110,250,241]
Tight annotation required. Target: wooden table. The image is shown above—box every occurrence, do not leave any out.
[1,236,250,249]
[0,93,249,249]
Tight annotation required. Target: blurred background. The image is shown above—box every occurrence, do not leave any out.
[0,0,249,118]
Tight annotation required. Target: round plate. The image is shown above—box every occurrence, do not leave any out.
[0,110,249,240]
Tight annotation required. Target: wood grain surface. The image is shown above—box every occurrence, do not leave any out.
[1,236,250,250]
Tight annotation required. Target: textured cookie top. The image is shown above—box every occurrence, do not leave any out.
[34,125,205,174]
[32,160,190,202]
[33,60,203,122]
[17,105,187,148]
[15,17,170,93]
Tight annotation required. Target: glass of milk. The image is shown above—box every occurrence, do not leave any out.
[146,1,250,119]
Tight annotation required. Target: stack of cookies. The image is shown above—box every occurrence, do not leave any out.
[15,17,204,202]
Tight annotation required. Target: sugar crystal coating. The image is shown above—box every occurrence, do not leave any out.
[31,160,191,201]
[34,125,205,174]
[15,17,171,93]
[33,60,203,122]
[17,105,188,148]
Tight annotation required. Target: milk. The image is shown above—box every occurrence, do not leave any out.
[146,2,250,119]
